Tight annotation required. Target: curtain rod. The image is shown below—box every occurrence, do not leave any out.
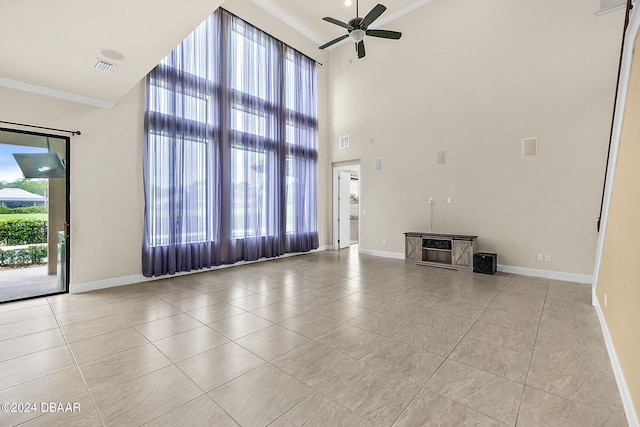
[222,8,323,66]
[0,120,81,136]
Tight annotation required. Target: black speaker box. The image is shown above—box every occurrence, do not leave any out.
[474,252,497,275]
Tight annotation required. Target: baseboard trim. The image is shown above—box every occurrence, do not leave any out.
[497,264,593,284]
[71,274,157,293]
[70,247,331,294]
[358,248,405,260]
[71,250,592,293]
[354,250,593,282]
[594,296,640,427]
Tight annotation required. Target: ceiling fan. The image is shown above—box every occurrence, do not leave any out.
[319,0,402,59]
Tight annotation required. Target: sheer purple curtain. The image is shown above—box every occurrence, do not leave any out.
[285,48,319,253]
[143,8,318,277]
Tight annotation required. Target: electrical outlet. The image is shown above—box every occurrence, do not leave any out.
[382,240,387,246]
[447,197,452,204]
[544,254,551,262]
[537,254,543,261]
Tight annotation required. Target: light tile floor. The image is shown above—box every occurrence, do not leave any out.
[0,248,628,426]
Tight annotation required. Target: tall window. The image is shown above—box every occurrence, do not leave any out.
[143,9,318,277]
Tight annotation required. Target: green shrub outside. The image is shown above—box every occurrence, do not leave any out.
[0,206,47,214]
[0,219,48,246]
[0,245,47,268]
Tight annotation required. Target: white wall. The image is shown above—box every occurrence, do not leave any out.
[1,0,620,287]
[0,84,146,286]
[328,0,624,276]
[595,10,640,421]
[0,1,330,289]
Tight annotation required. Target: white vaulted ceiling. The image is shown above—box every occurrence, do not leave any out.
[0,0,224,107]
[251,0,425,44]
[0,0,438,107]
[6,0,616,108]
[0,0,626,107]
[0,0,435,108]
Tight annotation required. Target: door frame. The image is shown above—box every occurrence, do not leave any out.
[0,126,70,302]
[332,162,360,250]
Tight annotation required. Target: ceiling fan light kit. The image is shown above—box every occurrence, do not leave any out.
[349,29,365,42]
[319,0,402,59]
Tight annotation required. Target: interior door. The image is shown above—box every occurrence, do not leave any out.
[338,171,351,249]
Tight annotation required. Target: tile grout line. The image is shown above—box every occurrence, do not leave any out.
[415,274,514,425]
[400,273,533,424]
[436,273,510,360]
[240,275,422,424]
[513,278,550,427]
[387,272,514,427]
[1,255,614,426]
[46,296,109,427]
[102,286,250,425]
[107,275,359,425]
[92,289,209,424]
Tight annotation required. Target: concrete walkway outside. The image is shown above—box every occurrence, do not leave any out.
[0,266,61,302]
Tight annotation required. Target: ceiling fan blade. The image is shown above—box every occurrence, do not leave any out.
[319,34,350,49]
[365,29,402,40]
[360,4,387,29]
[322,17,350,29]
[357,41,366,59]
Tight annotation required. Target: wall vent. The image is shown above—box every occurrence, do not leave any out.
[374,157,382,172]
[339,135,350,149]
[93,59,116,72]
[597,1,625,15]
[522,137,538,158]
[436,149,447,165]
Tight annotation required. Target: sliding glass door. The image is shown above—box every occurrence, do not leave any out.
[0,128,69,303]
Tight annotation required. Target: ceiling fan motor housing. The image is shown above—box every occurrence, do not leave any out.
[347,17,363,31]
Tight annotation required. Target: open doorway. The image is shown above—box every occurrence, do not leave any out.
[349,174,359,245]
[0,128,69,303]
[332,163,360,250]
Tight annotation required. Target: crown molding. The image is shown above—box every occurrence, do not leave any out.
[0,77,115,109]
[251,0,323,44]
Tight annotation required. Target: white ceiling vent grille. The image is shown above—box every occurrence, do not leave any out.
[597,1,625,15]
[522,137,538,158]
[93,59,116,72]
[339,135,350,149]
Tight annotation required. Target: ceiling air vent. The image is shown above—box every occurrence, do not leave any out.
[597,1,625,15]
[93,59,116,72]
[339,135,350,149]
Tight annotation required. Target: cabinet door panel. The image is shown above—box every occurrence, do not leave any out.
[405,236,422,261]
[453,240,472,268]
